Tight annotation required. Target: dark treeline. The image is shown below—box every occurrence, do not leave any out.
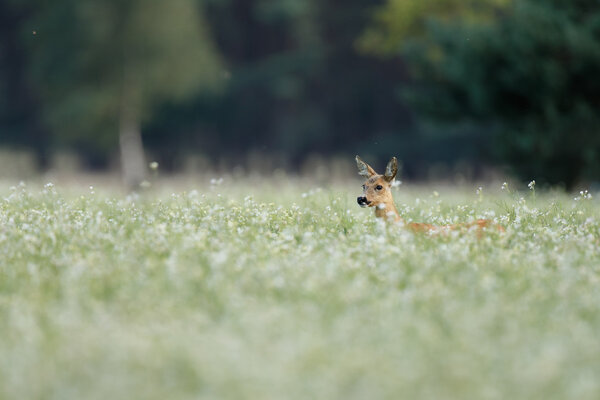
[146,0,416,169]
[1,0,600,188]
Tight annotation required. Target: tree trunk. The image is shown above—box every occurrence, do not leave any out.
[119,102,146,190]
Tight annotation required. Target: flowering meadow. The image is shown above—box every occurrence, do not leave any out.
[1,179,599,399]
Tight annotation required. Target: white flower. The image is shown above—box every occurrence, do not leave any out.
[574,190,592,201]
[528,180,536,190]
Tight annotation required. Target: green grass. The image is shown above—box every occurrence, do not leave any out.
[1,179,599,399]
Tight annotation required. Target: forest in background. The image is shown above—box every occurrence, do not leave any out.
[1,0,600,189]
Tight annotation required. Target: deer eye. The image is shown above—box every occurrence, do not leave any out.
[376,185,383,191]
[362,185,366,190]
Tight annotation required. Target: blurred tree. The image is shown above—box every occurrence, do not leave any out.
[363,0,600,188]
[23,0,220,187]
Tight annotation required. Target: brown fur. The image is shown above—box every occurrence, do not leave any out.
[356,156,504,235]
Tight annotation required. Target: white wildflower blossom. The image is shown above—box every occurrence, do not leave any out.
[210,177,224,186]
[574,190,592,201]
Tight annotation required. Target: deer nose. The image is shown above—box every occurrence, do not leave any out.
[357,196,369,206]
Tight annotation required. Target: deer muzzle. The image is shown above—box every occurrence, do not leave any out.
[357,196,371,207]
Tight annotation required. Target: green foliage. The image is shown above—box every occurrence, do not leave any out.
[364,0,600,187]
[7,0,599,184]
[1,181,600,398]
[358,0,509,54]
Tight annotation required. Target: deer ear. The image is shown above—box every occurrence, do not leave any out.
[384,157,398,182]
[356,155,377,177]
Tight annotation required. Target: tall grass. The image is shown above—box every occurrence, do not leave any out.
[0,180,599,399]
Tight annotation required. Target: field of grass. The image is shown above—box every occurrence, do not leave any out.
[1,178,599,399]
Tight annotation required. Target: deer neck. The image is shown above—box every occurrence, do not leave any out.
[374,198,402,222]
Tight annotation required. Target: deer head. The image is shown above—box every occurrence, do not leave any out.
[355,155,399,220]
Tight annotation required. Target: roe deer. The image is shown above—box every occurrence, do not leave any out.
[356,155,504,234]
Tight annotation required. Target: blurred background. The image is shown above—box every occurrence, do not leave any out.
[1,0,599,189]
